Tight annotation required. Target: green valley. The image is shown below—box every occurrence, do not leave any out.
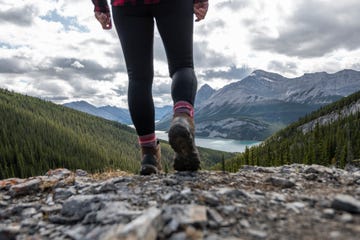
[0,89,232,179]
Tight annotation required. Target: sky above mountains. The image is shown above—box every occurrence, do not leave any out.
[0,0,359,108]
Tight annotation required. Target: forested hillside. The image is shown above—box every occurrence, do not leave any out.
[0,89,232,179]
[215,90,360,171]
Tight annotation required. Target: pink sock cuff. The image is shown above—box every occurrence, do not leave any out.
[138,133,156,145]
[174,101,194,118]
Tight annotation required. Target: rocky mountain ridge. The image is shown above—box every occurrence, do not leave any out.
[1,165,360,239]
[190,69,360,140]
[299,98,360,134]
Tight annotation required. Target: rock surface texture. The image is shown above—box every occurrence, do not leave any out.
[1,164,360,240]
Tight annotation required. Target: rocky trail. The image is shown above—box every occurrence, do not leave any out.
[1,164,360,240]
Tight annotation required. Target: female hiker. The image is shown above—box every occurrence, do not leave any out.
[91,0,209,175]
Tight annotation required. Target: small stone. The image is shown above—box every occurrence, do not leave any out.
[271,193,287,202]
[49,195,102,224]
[46,168,72,178]
[304,173,317,181]
[331,194,360,214]
[181,188,191,195]
[286,202,305,214]
[21,218,38,227]
[330,231,341,239]
[340,213,353,223]
[76,169,88,177]
[240,219,250,228]
[248,229,267,239]
[207,208,224,227]
[280,166,292,174]
[84,201,141,225]
[41,204,63,214]
[162,192,177,201]
[202,193,220,207]
[218,205,239,216]
[2,195,11,201]
[0,201,8,207]
[0,224,21,240]
[217,188,251,199]
[46,194,55,206]
[254,190,265,196]
[168,232,187,240]
[323,208,335,219]
[22,207,37,217]
[63,225,88,240]
[241,165,275,173]
[265,177,295,188]
[53,187,76,201]
[163,219,180,236]
[304,165,333,175]
[102,207,162,240]
[98,182,117,193]
[0,178,25,190]
[163,205,207,228]
[185,226,203,240]
[163,178,178,186]
[9,179,41,197]
[85,225,114,240]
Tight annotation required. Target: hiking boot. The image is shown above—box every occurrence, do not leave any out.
[168,113,200,171]
[140,140,162,175]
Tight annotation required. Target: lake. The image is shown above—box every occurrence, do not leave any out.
[155,131,261,153]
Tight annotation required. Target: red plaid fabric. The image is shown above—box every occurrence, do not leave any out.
[92,0,208,13]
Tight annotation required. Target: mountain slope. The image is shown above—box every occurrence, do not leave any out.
[195,84,216,107]
[214,90,360,171]
[157,69,360,140]
[0,89,232,179]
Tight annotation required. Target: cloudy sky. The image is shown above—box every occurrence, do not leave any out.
[1,0,359,108]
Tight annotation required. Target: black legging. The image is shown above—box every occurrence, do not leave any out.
[112,0,197,136]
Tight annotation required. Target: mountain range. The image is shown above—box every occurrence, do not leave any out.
[63,101,172,125]
[157,69,360,140]
[63,69,360,141]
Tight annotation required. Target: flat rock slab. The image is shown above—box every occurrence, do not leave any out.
[0,164,360,239]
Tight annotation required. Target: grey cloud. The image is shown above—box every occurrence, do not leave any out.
[202,65,251,80]
[112,87,127,96]
[251,0,360,58]
[194,41,234,68]
[0,5,38,26]
[81,39,113,46]
[216,0,250,11]
[267,61,297,75]
[154,36,167,62]
[152,82,171,95]
[37,57,118,81]
[0,55,123,82]
[43,96,70,102]
[153,37,233,69]
[0,58,30,73]
[196,19,226,36]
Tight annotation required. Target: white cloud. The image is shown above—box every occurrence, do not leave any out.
[0,0,359,109]
[71,60,84,69]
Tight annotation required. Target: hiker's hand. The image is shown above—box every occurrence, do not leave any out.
[95,11,112,30]
[194,1,209,22]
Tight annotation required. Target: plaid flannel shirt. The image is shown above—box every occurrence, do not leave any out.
[92,0,208,13]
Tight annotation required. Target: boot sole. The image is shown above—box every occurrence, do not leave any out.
[168,124,200,171]
[140,164,158,175]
